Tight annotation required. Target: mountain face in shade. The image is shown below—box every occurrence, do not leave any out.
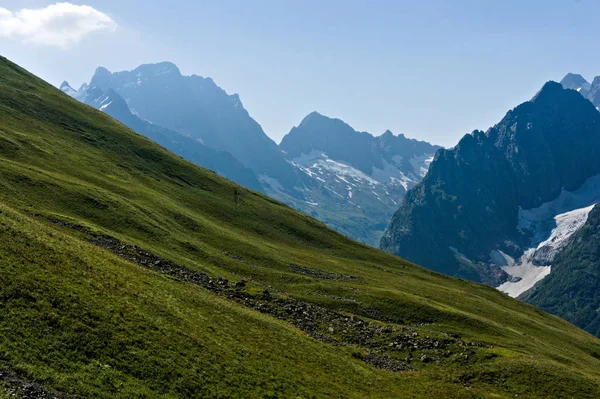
[274,112,440,246]
[60,83,263,192]
[87,62,304,193]
[381,81,600,286]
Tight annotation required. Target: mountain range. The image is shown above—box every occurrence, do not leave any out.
[2,55,600,399]
[62,63,439,246]
[381,74,600,338]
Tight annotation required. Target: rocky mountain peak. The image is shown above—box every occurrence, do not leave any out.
[560,73,590,91]
[532,80,569,102]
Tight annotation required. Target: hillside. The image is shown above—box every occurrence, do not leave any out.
[1,57,600,398]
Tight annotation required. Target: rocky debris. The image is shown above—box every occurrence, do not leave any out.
[289,264,362,282]
[261,289,272,300]
[0,369,74,399]
[478,263,511,287]
[360,352,415,372]
[39,214,490,374]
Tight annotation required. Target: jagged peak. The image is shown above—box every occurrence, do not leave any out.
[60,81,72,91]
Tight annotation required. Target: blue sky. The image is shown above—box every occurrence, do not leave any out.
[1,0,599,147]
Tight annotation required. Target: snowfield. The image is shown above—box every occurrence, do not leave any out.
[292,150,435,200]
[285,150,436,221]
[495,174,600,297]
[495,249,551,298]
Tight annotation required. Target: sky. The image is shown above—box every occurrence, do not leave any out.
[1,0,599,147]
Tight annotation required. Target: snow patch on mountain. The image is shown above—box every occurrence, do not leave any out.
[409,154,435,178]
[519,174,600,228]
[371,161,415,189]
[99,101,112,111]
[293,150,433,197]
[293,151,379,189]
[496,253,551,298]
[529,205,594,265]
[578,83,592,92]
[496,174,600,297]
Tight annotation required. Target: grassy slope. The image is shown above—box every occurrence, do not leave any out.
[0,56,599,398]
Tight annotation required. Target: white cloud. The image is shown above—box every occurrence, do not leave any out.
[0,2,117,49]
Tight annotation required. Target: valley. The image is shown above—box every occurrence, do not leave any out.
[1,56,600,398]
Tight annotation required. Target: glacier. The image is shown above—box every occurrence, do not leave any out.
[495,174,600,297]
